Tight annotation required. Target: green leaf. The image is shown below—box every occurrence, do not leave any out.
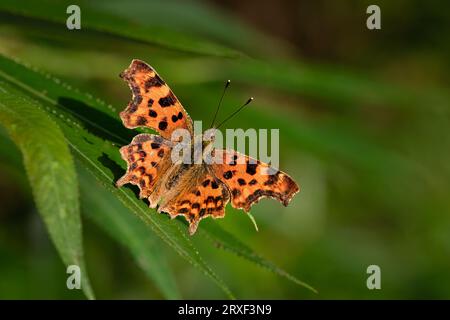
[0,81,94,299]
[0,53,234,299]
[90,0,287,57]
[0,0,241,58]
[78,167,181,299]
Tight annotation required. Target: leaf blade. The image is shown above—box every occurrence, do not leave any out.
[0,81,94,299]
[0,0,241,58]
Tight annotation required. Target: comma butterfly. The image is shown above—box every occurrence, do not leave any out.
[116,59,300,235]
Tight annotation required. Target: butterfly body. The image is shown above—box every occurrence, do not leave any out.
[117,59,299,234]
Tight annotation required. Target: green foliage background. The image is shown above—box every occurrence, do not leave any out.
[0,0,449,299]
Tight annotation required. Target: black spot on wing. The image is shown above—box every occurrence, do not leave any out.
[159,92,176,107]
[145,75,164,89]
[205,196,215,204]
[246,163,258,175]
[223,170,233,179]
[202,179,210,187]
[158,120,168,131]
[237,178,246,186]
[192,203,200,209]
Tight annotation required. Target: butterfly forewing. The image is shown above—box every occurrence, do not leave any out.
[119,59,193,139]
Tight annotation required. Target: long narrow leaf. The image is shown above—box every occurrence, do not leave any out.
[0,0,241,58]
[0,81,94,299]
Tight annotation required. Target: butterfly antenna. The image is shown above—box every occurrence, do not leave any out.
[215,97,254,129]
[209,80,231,129]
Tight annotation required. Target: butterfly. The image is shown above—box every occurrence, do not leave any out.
[116,59,300,235]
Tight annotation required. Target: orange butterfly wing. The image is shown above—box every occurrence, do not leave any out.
[211,149,299,212]
[116,133,173,202]
[161,171,230,235]
[119,59,193,139]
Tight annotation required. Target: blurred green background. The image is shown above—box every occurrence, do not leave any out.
[0,0,449,299]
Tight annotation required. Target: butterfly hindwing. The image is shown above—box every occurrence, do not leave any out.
[161,169,230,235]
[212,149,299,212]
[116,133,173,200]
[119,59,193,139]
